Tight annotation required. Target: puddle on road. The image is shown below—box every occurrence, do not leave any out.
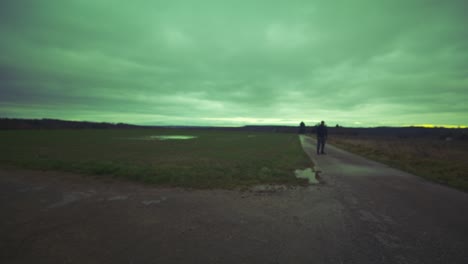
[295,168,319,184]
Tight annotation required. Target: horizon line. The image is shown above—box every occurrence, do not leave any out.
[1,117,467,129]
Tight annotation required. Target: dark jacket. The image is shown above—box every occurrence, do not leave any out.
[317,124,328,138]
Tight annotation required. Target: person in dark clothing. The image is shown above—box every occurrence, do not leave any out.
[316,120,328,154]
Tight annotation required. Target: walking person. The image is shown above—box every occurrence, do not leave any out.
[316,121,328,155]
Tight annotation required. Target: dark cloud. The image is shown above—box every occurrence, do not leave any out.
[1,0,467,126]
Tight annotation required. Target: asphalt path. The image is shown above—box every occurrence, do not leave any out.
[299,135,468,263]
[1,135,467,263]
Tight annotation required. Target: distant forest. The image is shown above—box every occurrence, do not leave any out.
[0,118,140,130]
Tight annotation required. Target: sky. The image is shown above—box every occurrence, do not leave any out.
[1,0,467,127]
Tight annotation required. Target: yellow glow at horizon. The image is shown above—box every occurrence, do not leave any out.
[414,124,468,129]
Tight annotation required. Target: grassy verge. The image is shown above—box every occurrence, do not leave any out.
[329,135,468,192]
[0,129,311,188]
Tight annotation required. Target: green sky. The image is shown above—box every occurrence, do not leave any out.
[1,0,467,127]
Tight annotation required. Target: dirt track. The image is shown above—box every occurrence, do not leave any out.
[1,135,467,263]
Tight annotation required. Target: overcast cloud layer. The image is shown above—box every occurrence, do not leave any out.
[1,0,467,127]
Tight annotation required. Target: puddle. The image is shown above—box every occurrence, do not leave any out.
[295,168,319,184]
[149,135,196,140]
[124,135,197,141]
[107,195,128,201]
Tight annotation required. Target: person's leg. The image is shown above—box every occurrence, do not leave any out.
[316,138,321,154]
[321,139,326,154]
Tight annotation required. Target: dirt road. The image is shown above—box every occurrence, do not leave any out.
[1,135,467,263]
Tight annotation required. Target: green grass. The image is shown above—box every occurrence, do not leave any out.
[329,135,468,192]
[0,129,312,188]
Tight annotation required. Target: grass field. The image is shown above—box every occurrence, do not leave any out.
[0,129,312,188]
[329,135,468,192]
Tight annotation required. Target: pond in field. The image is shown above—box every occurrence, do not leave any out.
[125,135,197,140]
[295,168,319,184]
[151,135,197,140]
